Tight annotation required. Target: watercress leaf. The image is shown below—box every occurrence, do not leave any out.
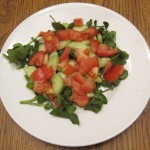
[44,103,52,110]
[69,49,75,59]
[67,105,76,113]
[52,22,66,31]
[119,70,128,80]
[114,78,121,87]
[13,43,23,48]
[94,20,97,26]
[36,94,47,104]
[103,21,109,29]
[24,75,34,89]
[84,98,102,113]
[67,22,74,29]
[50,108,69,118]
[86,19,92,27]
[99,94,108,104]
[68,113,79,125]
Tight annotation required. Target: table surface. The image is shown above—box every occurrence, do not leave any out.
[0,0,150,149]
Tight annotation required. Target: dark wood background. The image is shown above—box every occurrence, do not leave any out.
[0,0,150,149]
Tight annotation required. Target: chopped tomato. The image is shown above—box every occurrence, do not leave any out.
[71,92,89,107]
[81,77,95,93]
[44,37,60,53]
[71,80,84,95]
[97,44,119,57]
[63,64,75,76]
[28,51,44,67]
[103,61,113,73]
[71,73,86,84]
[43,54,48,65]
[30,68,46,82]
[33,81,52,94]
[89,67,98,79]
[90,39,99,53]
[73,18,83,26]
[56,30,70,41]
[58,58,69,69]
[78,56,99,74]
[83,27,99,38]
[38,30,55,41]
[41,65,54,80]
[59,47,70,62]
[104,65,124,82]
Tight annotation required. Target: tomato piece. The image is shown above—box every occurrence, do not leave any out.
[41,65,54,80]
[71,73,86,84]
[44,37,60,53]
[43,54,48,65]
[60,47,70,62]
[89,67,98,79]
[78,56,99,74]
[73,18,83,26]
[56,30,70,41]
[58,58,69,69]
[103,61,113,73]
[28,51,44,67]
[90,39,99,53]
[63,64,75,76]
[30,68,46,81]
[81,77,95,93]
[83,27,99,38]
[97,44,119,57]
[33,81,52,94]
[104,65,124,82]
[39,30,55,41]
[71,92,89,107]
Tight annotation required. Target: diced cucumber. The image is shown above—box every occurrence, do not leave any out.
[38,44,46,52]
[73,25,88,31]
[99,57,110,68]
[51,73,64,96]
[87,92,95,98]
[62,22,69,28]
[24,66,36,76]
[95,76,102,83]
[97,33,103,44]
[57,72,66,79]
[68,42,89,50]
[49,51,57,59]
[59,40,71,49]
[69,60,76,66]
[81,40,90,45]
[48,54,59,70]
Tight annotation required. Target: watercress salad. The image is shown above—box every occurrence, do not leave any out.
[4,17,129,125]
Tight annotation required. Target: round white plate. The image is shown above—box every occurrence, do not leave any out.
[0,3,150,147]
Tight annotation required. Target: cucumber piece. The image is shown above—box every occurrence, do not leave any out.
[68,42,89,50]
[87,92,95,98]
[99,57,110,68]
[49,51,57,58]
[95,76,102,83]
[81,40,90,45]
[24,66,36,76]
[97,33,103,44]
[57,72,66,79]
[62,22,69,28]
[51,74,64,96]
[48,54,59,70]
[38,44,46,52]
[59,40,71,49]
[73,25,88,31]
[69,60,76,66]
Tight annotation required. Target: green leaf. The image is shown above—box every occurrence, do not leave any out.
[86,19,92,27]
[67,105,76,113]
[84,98,102,113]
[20,95,38,104]
[24,75,34,90]
[44,103,52,110]
[52,22,66,31]
[98,94,107,104]
[94,20,97,26]
[68,23,74,29]
[103,21,109,29]
[68,113,79,125]
[37,94,47,104]
[119,70,128,80]
[114,78,121,87]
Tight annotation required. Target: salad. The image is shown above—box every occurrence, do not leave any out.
[4,17,129,125]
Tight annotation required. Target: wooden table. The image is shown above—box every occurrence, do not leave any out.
[0,0,150,149]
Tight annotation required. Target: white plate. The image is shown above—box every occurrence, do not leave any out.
[0,3,150,147]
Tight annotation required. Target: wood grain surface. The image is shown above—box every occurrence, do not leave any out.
[0,0,150,149]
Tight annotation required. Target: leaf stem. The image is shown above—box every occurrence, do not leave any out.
[50,15,56,22]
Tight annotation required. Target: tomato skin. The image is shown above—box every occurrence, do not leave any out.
[41,65,54,80]
[28,51,44,67]
[104,65,124,82]
[30,68,46,82]
[73,18,83,26]
[90,39,99,53]
[78,56,99,74]
[33,81,52,94]
[81,77,95,93]
[71,73,86,84]
[56,30,70,41]
[97,44,119,57]
[89,67,98,79]
[83,27,99,38]
[60,47,70,62]
[39,30,55,41]
[103,61,113,73]
[63,64,75,76]
[71,92,89,107]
